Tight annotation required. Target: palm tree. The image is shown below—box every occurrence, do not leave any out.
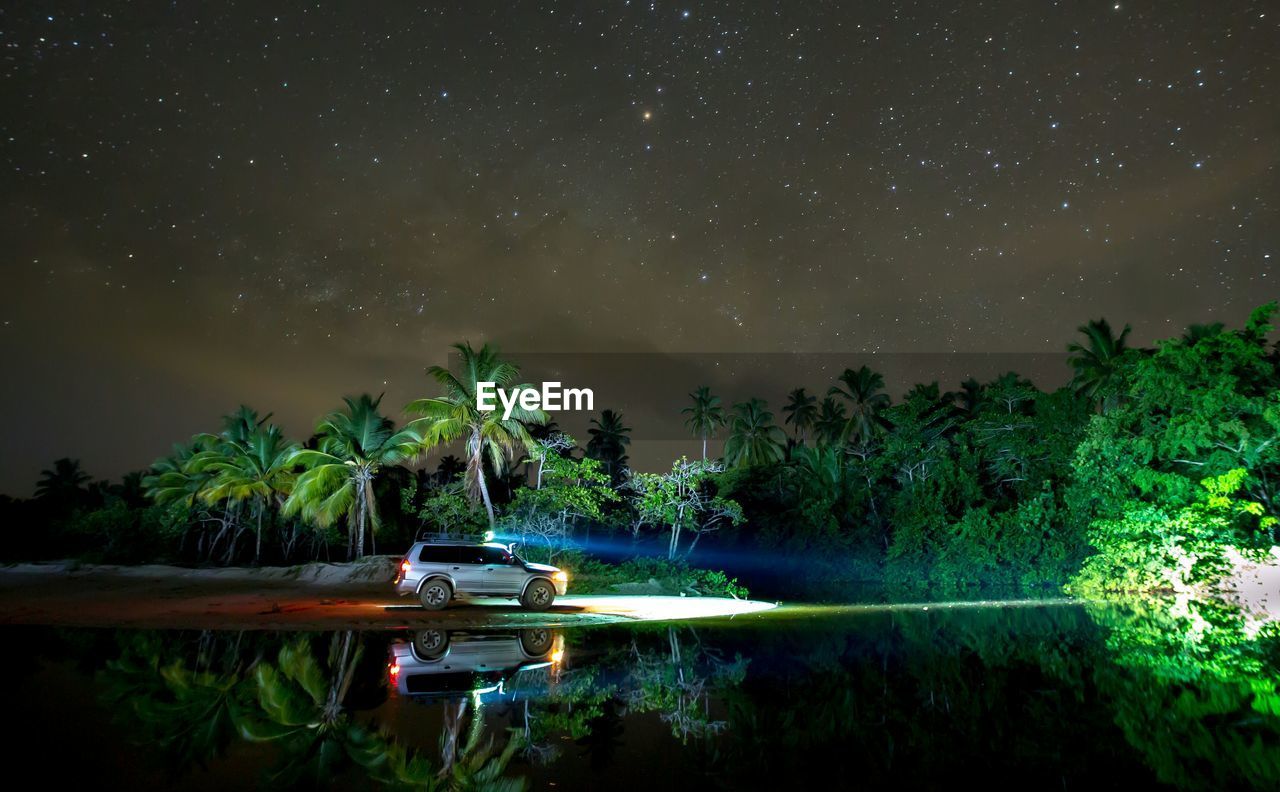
[201,423,298,563]
[1067,318,1131,412]
[1183,322,1225,344]
[434,454,466,485]
[587,409,631,484]
[723,398,786,468]
[782,388,818,444]
[284,395,421,558]
[143,437,219,508]
[34,457,91,502]
[682,386,725,460]
[405,342,546,527]
[956,377,984,416]
[813,397,847,447]
[828,366,891,445]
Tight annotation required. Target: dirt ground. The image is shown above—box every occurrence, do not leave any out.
[0,560,775,630]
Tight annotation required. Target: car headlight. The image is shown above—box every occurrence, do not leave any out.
[552,571,568,583]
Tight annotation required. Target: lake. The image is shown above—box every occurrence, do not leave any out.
[6,596,1277,789]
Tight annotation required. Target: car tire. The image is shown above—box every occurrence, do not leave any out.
[519,627,554,656]
[412,628,450,659]
[419,579,452,610]
[520,579,556,611]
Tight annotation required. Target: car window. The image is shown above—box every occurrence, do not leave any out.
[418,545,460,564]
[481,546,513,565]
[456,546,487,565]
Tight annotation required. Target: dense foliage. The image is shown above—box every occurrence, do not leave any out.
[3,304,1276,599]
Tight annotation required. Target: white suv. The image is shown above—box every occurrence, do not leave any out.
[394,540,568,611]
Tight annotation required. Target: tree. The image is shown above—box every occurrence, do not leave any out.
[632,457,743,559]
[1067,317,1132,412]
[682,386,726,460]
[406,342,546,528]
[35,457,91,503]
[502,451,618,562]
[284,395,421,559]
[1069,303,1280,593]
[782,388,818,443]
[723,398,786,468]
[586,409,631,485]
[828,366,891,445]
[813,397,848,447]
[200,421,298,563]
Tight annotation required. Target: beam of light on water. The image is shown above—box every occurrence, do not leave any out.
[769,597,1080,619]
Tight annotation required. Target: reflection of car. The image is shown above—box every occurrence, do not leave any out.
[388,628,563,698]
[393,540,568,611]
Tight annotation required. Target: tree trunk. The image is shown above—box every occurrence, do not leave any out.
[254,502,263,564]
[701,433,707,461]
[474,440,496,528]
[355,480,368,559]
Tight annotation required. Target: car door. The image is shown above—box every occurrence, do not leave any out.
[451,545,488,591]
[479,546,526,594]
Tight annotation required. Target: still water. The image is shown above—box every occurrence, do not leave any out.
[6,598,1278,790]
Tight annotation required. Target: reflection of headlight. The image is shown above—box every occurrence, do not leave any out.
[552,571,568,582]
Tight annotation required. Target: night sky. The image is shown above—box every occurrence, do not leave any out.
[2,2,1277,493]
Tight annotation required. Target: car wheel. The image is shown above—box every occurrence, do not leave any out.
[521,579,555,611]
[413,628,450,659]
[519,627,554,656]
[419,580,451,610]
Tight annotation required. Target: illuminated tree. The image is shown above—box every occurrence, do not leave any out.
[284,394,420,558]
[406,341,546,527]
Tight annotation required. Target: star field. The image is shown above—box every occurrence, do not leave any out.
[1,1,1276,490]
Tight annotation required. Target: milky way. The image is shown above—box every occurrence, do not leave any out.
[2,2,1276,491]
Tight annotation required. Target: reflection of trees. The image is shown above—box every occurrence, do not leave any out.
[626,626,746,742]
[100,631,255,774]
[1085,598,1280,790]
[713,607,1156,787]
[236,631,392,785]
[96,630,526,790]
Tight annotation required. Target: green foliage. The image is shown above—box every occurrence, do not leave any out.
[1071,469,1273,595]
[418,485,489,537]
[406,341,547,526]
[1069,304,1280,594]
[568,555,749,598]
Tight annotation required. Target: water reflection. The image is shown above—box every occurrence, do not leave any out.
[9,597,1280,789]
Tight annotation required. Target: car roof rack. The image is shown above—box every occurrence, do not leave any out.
[417,530,484,543]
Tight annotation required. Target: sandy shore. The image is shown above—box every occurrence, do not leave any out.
[0,559,774,631]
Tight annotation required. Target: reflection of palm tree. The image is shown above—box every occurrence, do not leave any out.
[407,342,546,527]
[576,698,626,770]
[284,395,421,558]
[99,632,251,773]
[238,632,391,786]
[682,386,726,460]
[382,691,526,791]
[1067,318,1131,412]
